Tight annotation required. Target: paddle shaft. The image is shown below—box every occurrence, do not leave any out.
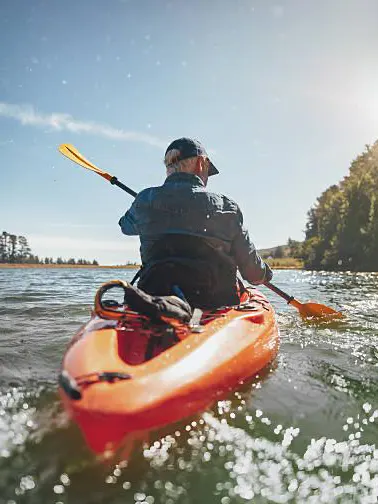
[109,176,137,197]
[264,282,294,304]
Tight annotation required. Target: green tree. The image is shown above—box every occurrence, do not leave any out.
[287,238,303,259]
[303,141,378,271]
[17,235,32,262]
[8,234,17,262]
[273,246,284,259]
[0,231,8,262]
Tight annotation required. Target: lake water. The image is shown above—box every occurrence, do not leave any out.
[0,268,377,504]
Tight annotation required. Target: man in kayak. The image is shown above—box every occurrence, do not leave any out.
[119,137,272,308]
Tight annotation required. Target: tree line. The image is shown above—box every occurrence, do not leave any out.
[0,231,98,265]
[286,140,378,271]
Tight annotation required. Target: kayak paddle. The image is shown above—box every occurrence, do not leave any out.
[265,281,343,319]
[58,143,343,320]
[58,143,137,197]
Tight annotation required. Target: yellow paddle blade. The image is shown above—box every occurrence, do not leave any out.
[291,299,343,320]
[58,144,112,181]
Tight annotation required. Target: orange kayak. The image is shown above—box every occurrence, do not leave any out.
[59,281,279,453]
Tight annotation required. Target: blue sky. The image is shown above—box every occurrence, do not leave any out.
[1,0,378,264]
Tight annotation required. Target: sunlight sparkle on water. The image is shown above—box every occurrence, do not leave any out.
[136,402,378,503]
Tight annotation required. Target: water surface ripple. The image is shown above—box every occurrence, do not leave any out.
[0,268,377,503]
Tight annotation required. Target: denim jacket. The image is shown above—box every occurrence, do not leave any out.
[119,172,272,285]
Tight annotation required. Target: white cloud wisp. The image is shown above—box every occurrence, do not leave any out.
[0,102,166,148]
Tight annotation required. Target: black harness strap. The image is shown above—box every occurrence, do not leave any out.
[130,268,142,285]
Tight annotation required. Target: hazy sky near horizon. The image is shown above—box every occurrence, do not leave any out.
[1,0,378,264]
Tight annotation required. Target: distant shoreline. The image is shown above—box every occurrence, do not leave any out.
[0,263,140,269]
[0,263,301,270]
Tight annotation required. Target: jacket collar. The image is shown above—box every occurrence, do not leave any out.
[163,172,205,187]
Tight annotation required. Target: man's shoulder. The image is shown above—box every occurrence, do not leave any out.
[203,189,241,212]
[134,186,159,201]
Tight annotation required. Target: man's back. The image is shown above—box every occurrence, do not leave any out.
[119,137,272,307]
[119,172,242,265]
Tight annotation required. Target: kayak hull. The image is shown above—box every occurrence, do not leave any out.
[60,287,279,453]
